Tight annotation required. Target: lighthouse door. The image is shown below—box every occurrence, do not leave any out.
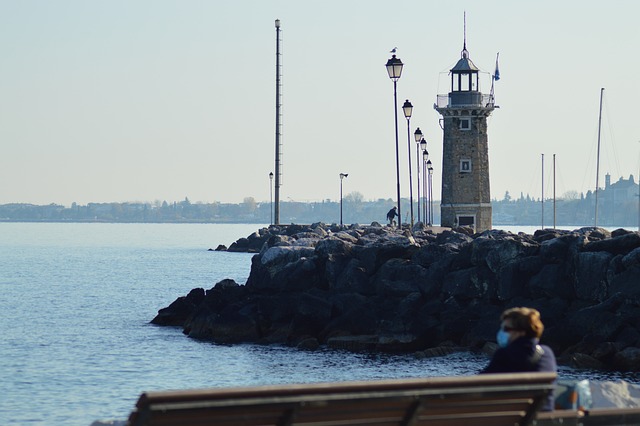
[457,215,475,231]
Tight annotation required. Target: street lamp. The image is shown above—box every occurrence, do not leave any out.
[414,127,423,223]
[403,99,414,226]
[269,172,274,225]
[420,138,427,222]
[386,54,404,229]
[423,148,429,225]
[428,162,434,226]
[339,173,348,226]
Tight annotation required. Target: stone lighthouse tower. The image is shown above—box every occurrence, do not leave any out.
[434,37,496,232]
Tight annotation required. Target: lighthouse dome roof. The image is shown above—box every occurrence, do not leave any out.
[451,48,479,73]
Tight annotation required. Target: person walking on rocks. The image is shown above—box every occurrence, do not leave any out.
[481,307,557,411]
[386,206,398,226]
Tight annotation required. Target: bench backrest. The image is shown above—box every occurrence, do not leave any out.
[128,372,557,426]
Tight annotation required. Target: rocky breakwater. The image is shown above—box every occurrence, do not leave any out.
[152,223,640,372]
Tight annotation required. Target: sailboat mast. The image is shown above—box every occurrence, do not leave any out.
[541,153,544,229]
[553,154,556,229]
[594,87,604,227]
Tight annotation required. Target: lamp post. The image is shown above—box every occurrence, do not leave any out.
[269,172,274,225]
[427,161,433,226]
[339,173,348,226]
[422,148,429,225]
[402,100,414,226]
[414,128,423,223]
[386,54,404,229]
[420,138,427,222]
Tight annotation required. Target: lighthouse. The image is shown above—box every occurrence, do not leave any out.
[434,35,497,232]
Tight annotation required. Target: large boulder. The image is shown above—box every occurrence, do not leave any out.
[151,287,205,326]
[574,251,613,302]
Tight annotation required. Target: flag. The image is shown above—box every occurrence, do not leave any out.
[494,52,500,81]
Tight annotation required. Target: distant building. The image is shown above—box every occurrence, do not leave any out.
[603,173,638,203]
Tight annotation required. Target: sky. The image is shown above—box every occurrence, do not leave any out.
[1,1,639,206]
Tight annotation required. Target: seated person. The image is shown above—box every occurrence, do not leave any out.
[481,307,557,411]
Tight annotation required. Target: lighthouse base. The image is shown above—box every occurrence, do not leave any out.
[441,203,492,233]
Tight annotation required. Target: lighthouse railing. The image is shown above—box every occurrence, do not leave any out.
[436,93,494,109]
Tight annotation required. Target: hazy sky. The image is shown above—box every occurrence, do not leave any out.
[1,1,639,206]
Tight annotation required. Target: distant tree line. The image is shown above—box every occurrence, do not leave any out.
[2,181,639,227]
[0,194,404,225]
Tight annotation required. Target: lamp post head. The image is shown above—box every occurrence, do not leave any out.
[385,54,403,81]
[275,19,280,28]
[420,138,427,151]
[402,99,413,119]
[423,150,429,161]
[414,127,423,143]
[269,172,274,179]
[427,159,432,167]
[428,165,434,175]
[340,173,348,179]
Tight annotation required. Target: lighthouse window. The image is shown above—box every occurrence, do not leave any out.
[460,159,471,173]
[460,76,470,91]
[459,118,471,130]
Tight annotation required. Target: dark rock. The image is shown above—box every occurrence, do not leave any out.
[326,334,422,353]
[610,265,640,302]
[153,224,640,372]
[574,251,613,302]
[414,345,460,358]
[539,237,570,262]
[529,263,574,299]
[297,337,320,350]
[373,259,426,297]
[151,288,205,326]
[435,230,473,249]
[533,228,571,243]
[442,266,494,300]
[570,353,606,370]
[613,347,640,371]
[583,232,640,255]
[611,228,635,238]
[576,227,612,241]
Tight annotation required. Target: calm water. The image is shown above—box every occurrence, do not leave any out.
[1,223,638,425]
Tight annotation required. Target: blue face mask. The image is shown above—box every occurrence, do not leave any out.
[496,329,510,348]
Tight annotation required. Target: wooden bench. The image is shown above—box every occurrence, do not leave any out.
[127,372,556,426]
[534,407,640,425]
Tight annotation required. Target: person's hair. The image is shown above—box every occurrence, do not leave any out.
[501,307,544,339]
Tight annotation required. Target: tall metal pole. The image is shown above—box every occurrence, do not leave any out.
[339,173,348,226]
[423,152,428,225]
[541,153,544,230]
[386,54,403,229]
[553,154,556,229]
[416,139,421,223]
[393,80,401,229]
[403,101,414,226]
[274,19,282,225]
[340,176,343,226]
[595,87,604,227]
[269,172,274,225]
[429,164,434,225]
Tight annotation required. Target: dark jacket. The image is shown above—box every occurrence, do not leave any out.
[386,208,397,220]
[481,336,557,411]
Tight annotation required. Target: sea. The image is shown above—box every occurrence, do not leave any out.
[2,222,639,426]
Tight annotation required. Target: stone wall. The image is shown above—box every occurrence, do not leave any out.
[152,223,640,372]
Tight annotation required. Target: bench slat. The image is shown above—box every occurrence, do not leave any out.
[128,372,556,426]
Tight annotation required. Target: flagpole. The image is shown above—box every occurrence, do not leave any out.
[490,52,499,104]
